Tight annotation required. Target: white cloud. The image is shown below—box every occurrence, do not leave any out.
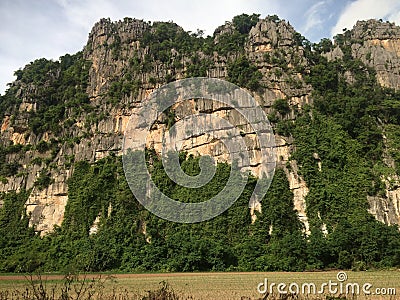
[332,0,400,36]
[55,0,274,37]
[0,0,76,95]
[56,0,121,29]
[297,0,354,42]
[302,1,328,34]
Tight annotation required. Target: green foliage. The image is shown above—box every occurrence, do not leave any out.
[289,110,400,269]
[306,58,339,92]
[0,153,319,273]
[36,140,51,153]
[141,22,211,62]
[107,78,141,103]
[268,51,290,71]
[31,157,43,166]
[385,124,400,174]
[0,144,22,177]
[272,98,290,115]
[266,15,281,23]
[213,14,259,56]
[237,169,307,271]
[288,41,400,269]
[19,58,59,85]
[0,190,40,272]
[0,87,22,125]
[22,53,90,135]
[227,56,263,91]
[370,89,400,125]
[165,108,176,130]
[1,148,400,273]
[232,14,260,35]
[34,170,54,191]
[63,158,119,235]
[293,112,374,216]
[185,55,211,78]
[313,38,334,54]
[214,31,246,56]
[0,162,20,177]
[275,119,293,137]
[307,56,385,160]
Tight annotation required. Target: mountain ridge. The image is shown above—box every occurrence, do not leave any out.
[1,14,400,272]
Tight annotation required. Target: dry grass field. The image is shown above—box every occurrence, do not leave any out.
[0,271,399,299]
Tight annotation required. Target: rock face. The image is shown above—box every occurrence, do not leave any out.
[330,20,400,90]
[276,135,310,234]
[1,16,400,234]
[85,18,151,99]
[245,18,312,107]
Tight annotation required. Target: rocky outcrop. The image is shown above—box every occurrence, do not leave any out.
[330,19,400,90]
[368,174,400,226]
[369,132,400,226]
[246,18,312,107]
[84,18,151,99]
[276,136,310,234]
[2,16,400,235]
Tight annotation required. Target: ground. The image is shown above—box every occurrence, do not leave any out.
[0,271,399,299]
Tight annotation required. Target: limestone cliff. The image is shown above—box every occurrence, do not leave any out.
[1,16,400,235]
[348,20,400,90]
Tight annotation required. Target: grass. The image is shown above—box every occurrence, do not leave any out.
[0,271,399,299]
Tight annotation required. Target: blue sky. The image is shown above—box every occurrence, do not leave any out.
[1,0,400,94]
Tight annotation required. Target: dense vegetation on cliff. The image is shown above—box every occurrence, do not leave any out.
[1,14,400,272]
[1,153,399,272]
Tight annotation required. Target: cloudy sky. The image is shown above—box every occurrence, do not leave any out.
[1,0,400,95]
